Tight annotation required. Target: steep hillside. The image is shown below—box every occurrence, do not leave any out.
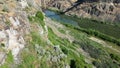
[0,0,120,68]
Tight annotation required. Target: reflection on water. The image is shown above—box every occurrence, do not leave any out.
[44,10,79,27]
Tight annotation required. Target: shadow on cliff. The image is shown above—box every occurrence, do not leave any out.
[44,0,83,17]
[60,0,83,14]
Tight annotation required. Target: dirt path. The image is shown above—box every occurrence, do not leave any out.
[45,18,96,68]
[45,18,74,43]
[89,37,120,54]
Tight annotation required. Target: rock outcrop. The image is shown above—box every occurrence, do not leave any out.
[0,0,120,68]
[46,0,120,23]
[0,0,42,65]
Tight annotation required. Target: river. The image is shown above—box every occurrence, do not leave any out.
[44,10,120,39]
[44,10,79,27]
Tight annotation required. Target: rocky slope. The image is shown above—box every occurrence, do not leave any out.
[0,0,120,68]
[46,0,120,23]
[0,0,42,66]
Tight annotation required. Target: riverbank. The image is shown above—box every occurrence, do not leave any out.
[44,10,120,46]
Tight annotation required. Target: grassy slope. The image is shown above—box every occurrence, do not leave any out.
[0,52,13,68]
[60,13,120,39]
[66,24,120,68]
[3,10,120,68]
[48,27,92,68]
[57,14,120,46]
[47,18,120,68]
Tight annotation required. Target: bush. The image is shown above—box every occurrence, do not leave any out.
[28,16,33,21]
[0,43,5,47]
[35,11,44,21]
[73,41,119,68]
[71,26,120,46]
[110,53,120,63]
[70,60,76,68]
[2,5,9,12]
[28,11,45,30]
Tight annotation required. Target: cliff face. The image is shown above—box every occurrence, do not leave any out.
[76,0,120,3]
[0,0,73,67]
[0,0,120,68]
[0,0,43,65]
[47,0,120,23]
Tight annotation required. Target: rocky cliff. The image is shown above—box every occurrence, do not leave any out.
[0,0,42,66]
[46,0,120,23]
[0,0,120,68]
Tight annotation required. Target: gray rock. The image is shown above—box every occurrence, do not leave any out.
[0,52,6,65]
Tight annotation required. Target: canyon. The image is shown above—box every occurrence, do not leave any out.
[46,0,120,23]
[0,0,120,68]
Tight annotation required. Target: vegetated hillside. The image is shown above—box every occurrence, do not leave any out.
[46,0,120,23]
[0,0,120,68]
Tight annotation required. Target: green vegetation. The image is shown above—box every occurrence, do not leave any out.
[58,28,66,34]
[2,5,9,12]
[48,10,120,46]
[62,23,120,46]
[35,11,44,21]
[49,12,120,45]
[0,43,5,47]
[5,21,10,26]
[6,52,13,63]
[110,53,120,63]
[17,30,46,68]
[1,9,119,68]
[61,22,120,67]
[79,42,118,68]
[61,14,120,39]
[17,11,46,68]
[28,11,45,30]
[17,49,37,68]
[44,9,120,68]
[76,27,120,46]
[0,51,13,68]
[51,18,120,68]
[48,27,92,68]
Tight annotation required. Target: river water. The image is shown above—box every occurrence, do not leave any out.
[44,10,120,39]
[44,10,79,27]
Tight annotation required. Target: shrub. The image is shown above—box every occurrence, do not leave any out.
[35,11,44,21]
[71,26,120,46]
[70,60,76,68]
[2,5,9,12]
[28,11,45,30]
[28,16,33,21]
[110,53,120,63]
[1,43,5,47]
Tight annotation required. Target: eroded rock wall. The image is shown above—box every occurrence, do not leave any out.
[46,0,120,22]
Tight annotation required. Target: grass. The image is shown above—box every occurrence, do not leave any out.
[6,52,13,63]
[61,23,120,46]
[0,51,13,68]
[61,15,120,39]
[2,4,9,12]
[17,30,47,68]
[57,28,66,34]
[48,27,92,68]
[48,15,120,67]
[47,10,120,46]
[5,21,10,26]
[35,11,44,21]
[64,21,120,68]
[17,11,47,67]
[28,11,45,30]
[1,9,118,68]
[18,50,36,68]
